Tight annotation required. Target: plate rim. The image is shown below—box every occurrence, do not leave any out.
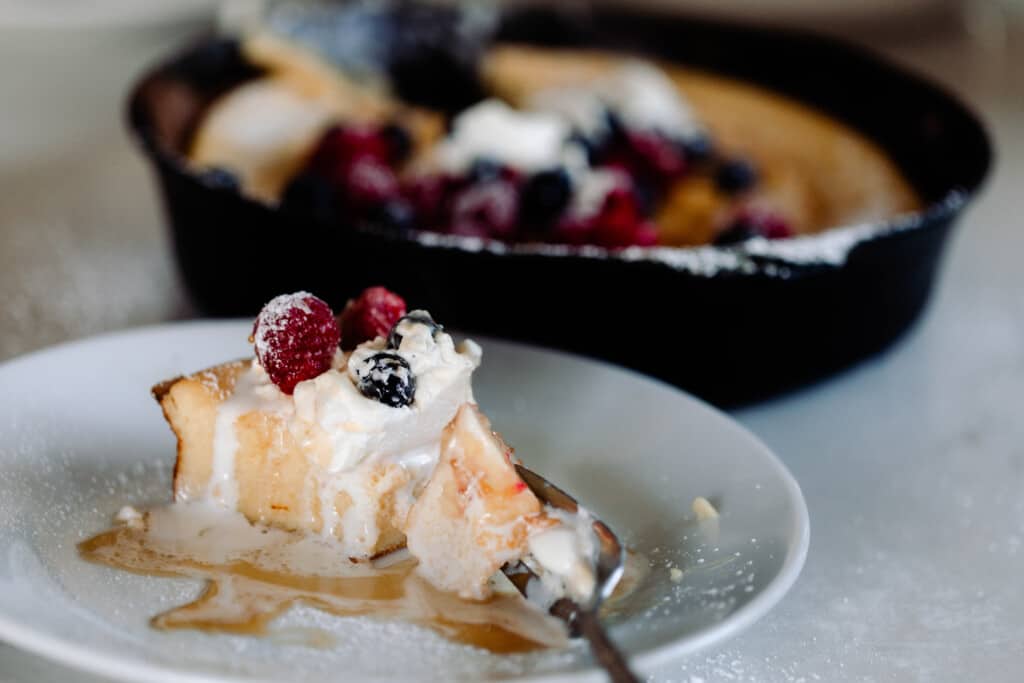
[0,321,810,683]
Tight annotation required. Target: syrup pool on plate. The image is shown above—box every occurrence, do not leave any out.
[78,502,646,653]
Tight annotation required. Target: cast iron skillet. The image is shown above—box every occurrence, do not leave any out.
[128,5,990,406]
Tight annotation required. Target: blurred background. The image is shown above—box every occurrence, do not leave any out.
[0,0,1020,362]
[0,0,1019,362]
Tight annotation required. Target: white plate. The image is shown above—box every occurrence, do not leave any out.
[0,322,808,682]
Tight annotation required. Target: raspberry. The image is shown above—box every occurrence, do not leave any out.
[338,286,407,350]
[450,179,519,240]
[253,292,340,395]
[344,157,400,207]
[600,131,687,184]
[549,216,594,245]
[715,208,794,245]
[760,214,794,239]
[402,174,452,228]
[590,187,644,248]
[308,125,389,177]
[628,131,688,178]
[634,222,659,246]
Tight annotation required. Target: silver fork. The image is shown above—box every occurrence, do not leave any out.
[502,464,641,683]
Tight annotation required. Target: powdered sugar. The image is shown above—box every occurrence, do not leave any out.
[252,291,315,361]
[406,191,965,277]
[252,292,340,394]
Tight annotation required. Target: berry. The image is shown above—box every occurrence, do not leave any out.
[634,222,659,246]
[253,292,340,395]
[387,311,443,350]
[590,187,644,248]
[550,216,594,245]
[380,122,413,164]
[568,131,599,164]
[628,131,687,178]
[468,157,504,184]
[402,174,449,223]
[715,159,758,194]
[308,125,389,178]
[450,179,519,240]
[519,168,572,226]
[368,200,417,234]
[715,209,793,245]
[338,286,407,350]
[761,215,794,239]
[344,157,400,207]
[198,167,239,191]
[679,133,714,163]
[603,108,626,140]
[352,352,416,408]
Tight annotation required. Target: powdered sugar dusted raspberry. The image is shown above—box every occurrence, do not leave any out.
[253,292,340,394]
[338,287,407,351]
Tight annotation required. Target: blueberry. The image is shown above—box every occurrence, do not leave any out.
[603,108,626,141]
[568,132,598,164]
[198,167,239,191]
[468,157,503,184]
[354,352,416,407]
[519,168,572,226]
[368,200,416,234]
[387,311,443,350]
[631,179,658,218]
[679,133,714,163]
[281,172,340,225]
[714,220,758,246]
[715,159,758,194]
[380,122,413,164]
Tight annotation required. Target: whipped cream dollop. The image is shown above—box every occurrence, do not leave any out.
[295,312,481,472]
[429,62,703,228]
[433,99,587,174]
[527,61,704,142]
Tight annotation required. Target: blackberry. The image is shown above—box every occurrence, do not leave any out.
[380,122,413,164]
[353,352,416,408]
[715,159,758,194]
[387,311,443,350]
[519,168,572,226]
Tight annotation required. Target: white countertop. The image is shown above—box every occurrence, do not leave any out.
[1,7,1022,682]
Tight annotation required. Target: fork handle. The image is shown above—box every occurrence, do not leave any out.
[575,608,642,683]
